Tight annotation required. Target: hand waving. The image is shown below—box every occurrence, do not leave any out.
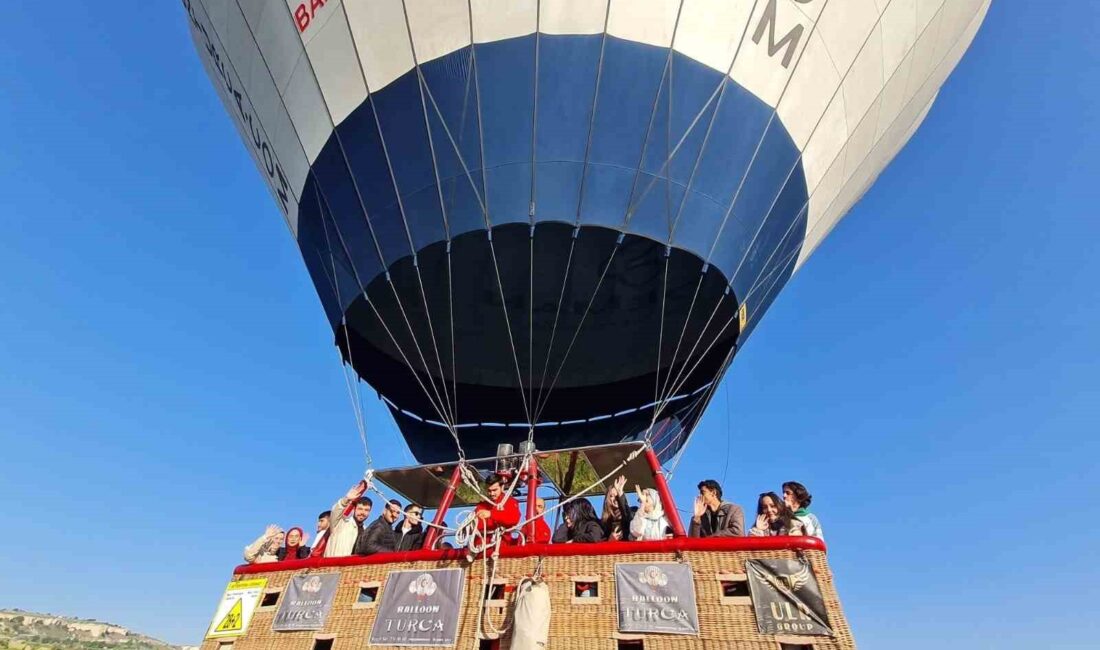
[345,481,366,502]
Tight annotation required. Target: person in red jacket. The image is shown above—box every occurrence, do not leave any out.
[531,497,551,544]
[475,474,521,543]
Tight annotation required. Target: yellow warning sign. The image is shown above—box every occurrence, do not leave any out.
[206,578,267,639]
[214,599,243,633]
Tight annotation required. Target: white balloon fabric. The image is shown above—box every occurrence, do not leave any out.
[184,0,989,462]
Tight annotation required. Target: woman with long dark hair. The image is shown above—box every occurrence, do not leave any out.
[601,475,632,541]
[563,498,605,543]
[749,492,800,536]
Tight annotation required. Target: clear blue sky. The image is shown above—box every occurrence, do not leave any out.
[1,2,1097,647]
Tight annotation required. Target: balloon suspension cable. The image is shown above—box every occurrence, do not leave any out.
[312,0,968,554]
[727,0,979,326]
[291,0,460,441]
[339,317,373,470]
[664,0,967,399]
[635,0,835,440]
[531,1,611,422]
[394,0,533,434]
[313,183,461,462]
[651,329,739,467]
[321,236,373,472]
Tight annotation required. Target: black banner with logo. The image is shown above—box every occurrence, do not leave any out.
[745,558,833,636]
[369,569,465,646]
[272,573,340,632]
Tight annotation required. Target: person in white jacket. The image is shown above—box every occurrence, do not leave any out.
[324,483,374,558]
[243,524,283,564]
[782,481,824,542]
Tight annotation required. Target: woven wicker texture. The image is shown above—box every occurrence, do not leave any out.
[200,549,853,650]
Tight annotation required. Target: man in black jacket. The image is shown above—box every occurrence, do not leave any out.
[354,499,401,555]
[394,503,426,551]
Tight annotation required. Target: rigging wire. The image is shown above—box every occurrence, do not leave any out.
[312,243,374,470]
[733,0,969,313]
[247,0,972,483]
[722,374,732,486]
[238,0,464,452]
[625,0,842,431]
[397,0,462,427]
[218,0,455,467]
[532,0,612,419]
[533,0,687,424]
[648,0,942,442]
[699,0,977,357]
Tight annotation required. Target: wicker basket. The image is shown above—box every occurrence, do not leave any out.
[201,546,853,650]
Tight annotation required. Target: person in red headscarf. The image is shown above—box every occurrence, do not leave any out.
[474,474,521,543]
[276,527,311,561]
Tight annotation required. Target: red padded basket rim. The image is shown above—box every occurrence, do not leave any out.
[232,535,826,575]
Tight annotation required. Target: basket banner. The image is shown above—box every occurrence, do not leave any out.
[369,568,465,646]
[746,558,833,636]
[615,562,700,635]
[272,573,340,632]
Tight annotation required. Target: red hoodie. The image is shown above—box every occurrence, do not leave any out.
[532,517,551,544]
[474,494,521,542]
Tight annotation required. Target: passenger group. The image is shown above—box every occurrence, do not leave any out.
[244,477,823,564]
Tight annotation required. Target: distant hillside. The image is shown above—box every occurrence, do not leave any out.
[0,610,195,650]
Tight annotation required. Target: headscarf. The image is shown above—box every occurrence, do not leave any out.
[633,489,670,541]
[278,527,305,561]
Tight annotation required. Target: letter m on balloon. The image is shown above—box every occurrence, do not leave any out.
[752,0,812,68]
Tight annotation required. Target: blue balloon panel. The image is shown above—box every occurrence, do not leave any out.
[295,35,808,462]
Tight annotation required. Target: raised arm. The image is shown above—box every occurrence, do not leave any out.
[329,482,366,536]
[688,497,705,537]
[243,525,279,563]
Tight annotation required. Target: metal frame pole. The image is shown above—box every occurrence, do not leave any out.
[424,464,464,550]
[525,455,540,543]
[644,445,687,537]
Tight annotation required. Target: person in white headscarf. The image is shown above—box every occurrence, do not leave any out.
[629,486,671,541]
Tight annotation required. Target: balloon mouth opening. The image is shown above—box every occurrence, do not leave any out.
[334,222,740,461]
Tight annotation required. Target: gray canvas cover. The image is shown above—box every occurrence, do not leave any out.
[615,562,699,635]
[369,569,465,646]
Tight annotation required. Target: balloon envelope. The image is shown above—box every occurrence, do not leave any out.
[184,0,989,462]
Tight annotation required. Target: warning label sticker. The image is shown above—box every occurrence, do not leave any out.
[206,578,268,639]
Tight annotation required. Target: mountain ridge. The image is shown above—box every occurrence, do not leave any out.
[0,609,197,650]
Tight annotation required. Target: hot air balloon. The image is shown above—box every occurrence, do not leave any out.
[183,0,990,463]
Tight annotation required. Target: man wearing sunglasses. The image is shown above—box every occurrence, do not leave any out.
[353,498,402,556]
[395,503,426,551]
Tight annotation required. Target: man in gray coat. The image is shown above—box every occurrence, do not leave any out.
[689,479,744,537]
